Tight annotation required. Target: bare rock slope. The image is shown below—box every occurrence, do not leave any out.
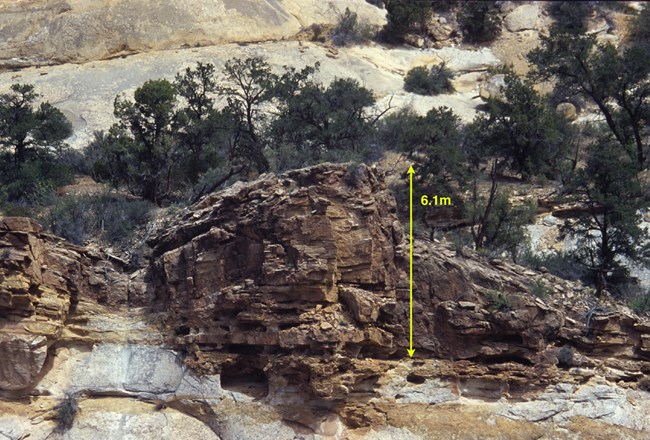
[1,163,649,439]
[0,0,385,68]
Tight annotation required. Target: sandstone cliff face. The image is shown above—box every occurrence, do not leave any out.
[1,164,649,439]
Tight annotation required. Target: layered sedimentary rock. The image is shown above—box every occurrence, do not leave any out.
[0,217,137,390]
[1,163,649,438]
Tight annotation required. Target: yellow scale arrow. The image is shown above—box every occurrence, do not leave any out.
[407,165,415,358]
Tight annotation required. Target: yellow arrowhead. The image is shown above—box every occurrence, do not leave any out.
[407,165,415,175]
[407,349,415,358]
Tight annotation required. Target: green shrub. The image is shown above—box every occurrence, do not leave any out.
[483,290,514,312]
[519,250,588,281]
[628,292,650,315]
[43,194,153,246]
[382,0,433,43]
[1,158,74,205]
[530,279,551,300]
[404,64,454,95]
[330,8,376,47]
[457,1,501,43]
[547,1,593,34]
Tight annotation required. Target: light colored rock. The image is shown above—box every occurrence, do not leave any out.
[66,398,220,440]
[124,347,183,394]
[505,4,539,32]
[0,0,386,68]
[67,344,183,395]
[437,47,500,73]
[0,334,48,390]
[429,22,453,41]
[556,102,577,120]
[479,73,506,101]
[0,414,32,440]
[502,384,650,432]
[543,215,559,227]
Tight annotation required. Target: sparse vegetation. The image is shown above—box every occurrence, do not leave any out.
[628,291,650,315]
[53,393,78,434]
[519,251,588,281]
[530,279,551,301]
[565,139,649,298]
[330,7,376,47]
[484,290,515,312]
[42,194,153,246]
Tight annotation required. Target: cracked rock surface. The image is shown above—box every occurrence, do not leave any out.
[1,164,649,439]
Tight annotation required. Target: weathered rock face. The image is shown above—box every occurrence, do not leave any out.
[1,164,650,438]
[145,163,650,428]
[0,0,386,68]
[0,217,135,390]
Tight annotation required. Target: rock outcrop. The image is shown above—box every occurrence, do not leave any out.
[0,0,386,68]
[1,164,649,438]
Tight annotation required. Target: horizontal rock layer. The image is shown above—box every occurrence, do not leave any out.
[1,163,649,437]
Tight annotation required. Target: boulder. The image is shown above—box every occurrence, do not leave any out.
[505,4,540,32]
[479,73,506,101]
[340,287,381,324]
[556,102,577,120]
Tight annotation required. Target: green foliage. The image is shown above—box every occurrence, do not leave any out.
[218,56,277,174]
[174,63,230,184]
[528,31,650,169]
[519,250,588,281]
[42,193,153,246]
[483,290,514,312]
[629,293,650,315]
[85,58,390,206]
[103,79,179,204]
[0,83,74,206]
[466,178,536,257]
[457,1,502,44]
[0,83,72,164]
[567,139,649,293]
[330,7,376,47]
[467,70,574,180]
[270,77,379,170]
[547,1,593,34]
[382,107,465,195]
[404,64,454,95]
[382,0,433,43]
[629,5,650,44]
[530,279,551,300]
[380,106,465,234]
